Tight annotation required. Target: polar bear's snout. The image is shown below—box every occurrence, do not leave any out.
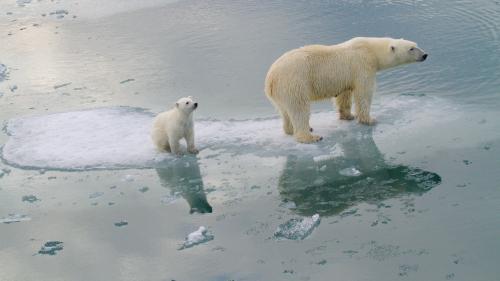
[420,53,428,62]
[194,102,198,109]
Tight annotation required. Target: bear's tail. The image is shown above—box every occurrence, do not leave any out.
[264,71,275,99]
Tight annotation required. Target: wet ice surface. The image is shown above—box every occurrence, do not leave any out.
[274,214,320,240]
[1,96,449,171]
[178,226,214,250]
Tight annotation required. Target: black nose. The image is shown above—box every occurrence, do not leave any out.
[422,54,428,61]
[194,102,198,108]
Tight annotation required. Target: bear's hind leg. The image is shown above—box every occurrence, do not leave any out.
[334,91,355,120]
[286,102,322,143]
[280,109,294,135]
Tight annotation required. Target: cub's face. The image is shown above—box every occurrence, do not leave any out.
[390,39,428,65]
[176,96,198,114]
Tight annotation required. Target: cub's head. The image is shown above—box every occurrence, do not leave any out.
[388,38,428,67]
[175,96,198,114]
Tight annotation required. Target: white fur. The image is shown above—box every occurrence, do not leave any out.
[265,37,427,143]
[151,96,199,154]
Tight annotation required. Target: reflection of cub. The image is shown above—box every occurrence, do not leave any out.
[151,96,199,155]
[156,157,212,214]
[278,129,441,216]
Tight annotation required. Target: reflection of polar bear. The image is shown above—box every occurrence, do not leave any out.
[265,37,428,143]
[156,157,212,214]
[278,128,441,216]
[151,96,199,154]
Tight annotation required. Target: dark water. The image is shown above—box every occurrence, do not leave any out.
[1,0,499,280]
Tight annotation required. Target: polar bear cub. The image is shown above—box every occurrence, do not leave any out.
[152,96,199,154]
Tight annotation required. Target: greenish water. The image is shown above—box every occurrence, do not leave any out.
[1,0,499,280]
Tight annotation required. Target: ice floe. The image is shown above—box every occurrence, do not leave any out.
[0,96,455,171]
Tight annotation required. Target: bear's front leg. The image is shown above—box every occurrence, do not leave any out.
[168,138,182,155]
[353,79,376,125]
[334,91,355,120]
[185,129,199,154]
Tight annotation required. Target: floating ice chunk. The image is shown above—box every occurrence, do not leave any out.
[0,213,31,224]
[120,78,135,84]
[114,221,128,227]
[53,82,71,89]
[339,167,362,177]
[178,226,214,250]
[38,241,63,255]
[279,201,297,209]
[50,10,69,19]
[274,214,320,240]
[88,192,104,199]
[22,195,39,203]
[0,64,7,82]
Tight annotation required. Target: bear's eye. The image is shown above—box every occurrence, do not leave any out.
[186,102,189,105]
[409,47,415,51]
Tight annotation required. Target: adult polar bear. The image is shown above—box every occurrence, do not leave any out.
[265,37,428,143]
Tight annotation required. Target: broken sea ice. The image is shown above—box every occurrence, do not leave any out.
[274,214,320,240]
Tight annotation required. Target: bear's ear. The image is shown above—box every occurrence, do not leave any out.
[188,95,193,99]
[390,45,396,52]
[175,102,179,108]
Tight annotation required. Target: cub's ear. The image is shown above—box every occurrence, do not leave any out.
[188,96,193,99]
[175,102,179,108]
[390,46,396,52]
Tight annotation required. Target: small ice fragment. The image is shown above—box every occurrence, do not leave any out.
[50,10,69,16]
[339,167,362,177]
[53,82,71,89]
[38,241,63,255]
[114,221,128,227]
[22,195,39,203]
[280,201,297,209]
[120,78,135,84]
[313,154,336,162]
[88,192,104,199]
[160,192,181,205]
[123,175,135,182]
[274,214,320,240]
[178,226,214,250]
[319,165,327,172]
[0,213,31,224]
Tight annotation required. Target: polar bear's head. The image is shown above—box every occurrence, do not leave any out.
[383,38,428,69]
[372,38,427,70]
[175,96,198,114]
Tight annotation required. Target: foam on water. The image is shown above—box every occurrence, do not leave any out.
[0,96,455,171]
